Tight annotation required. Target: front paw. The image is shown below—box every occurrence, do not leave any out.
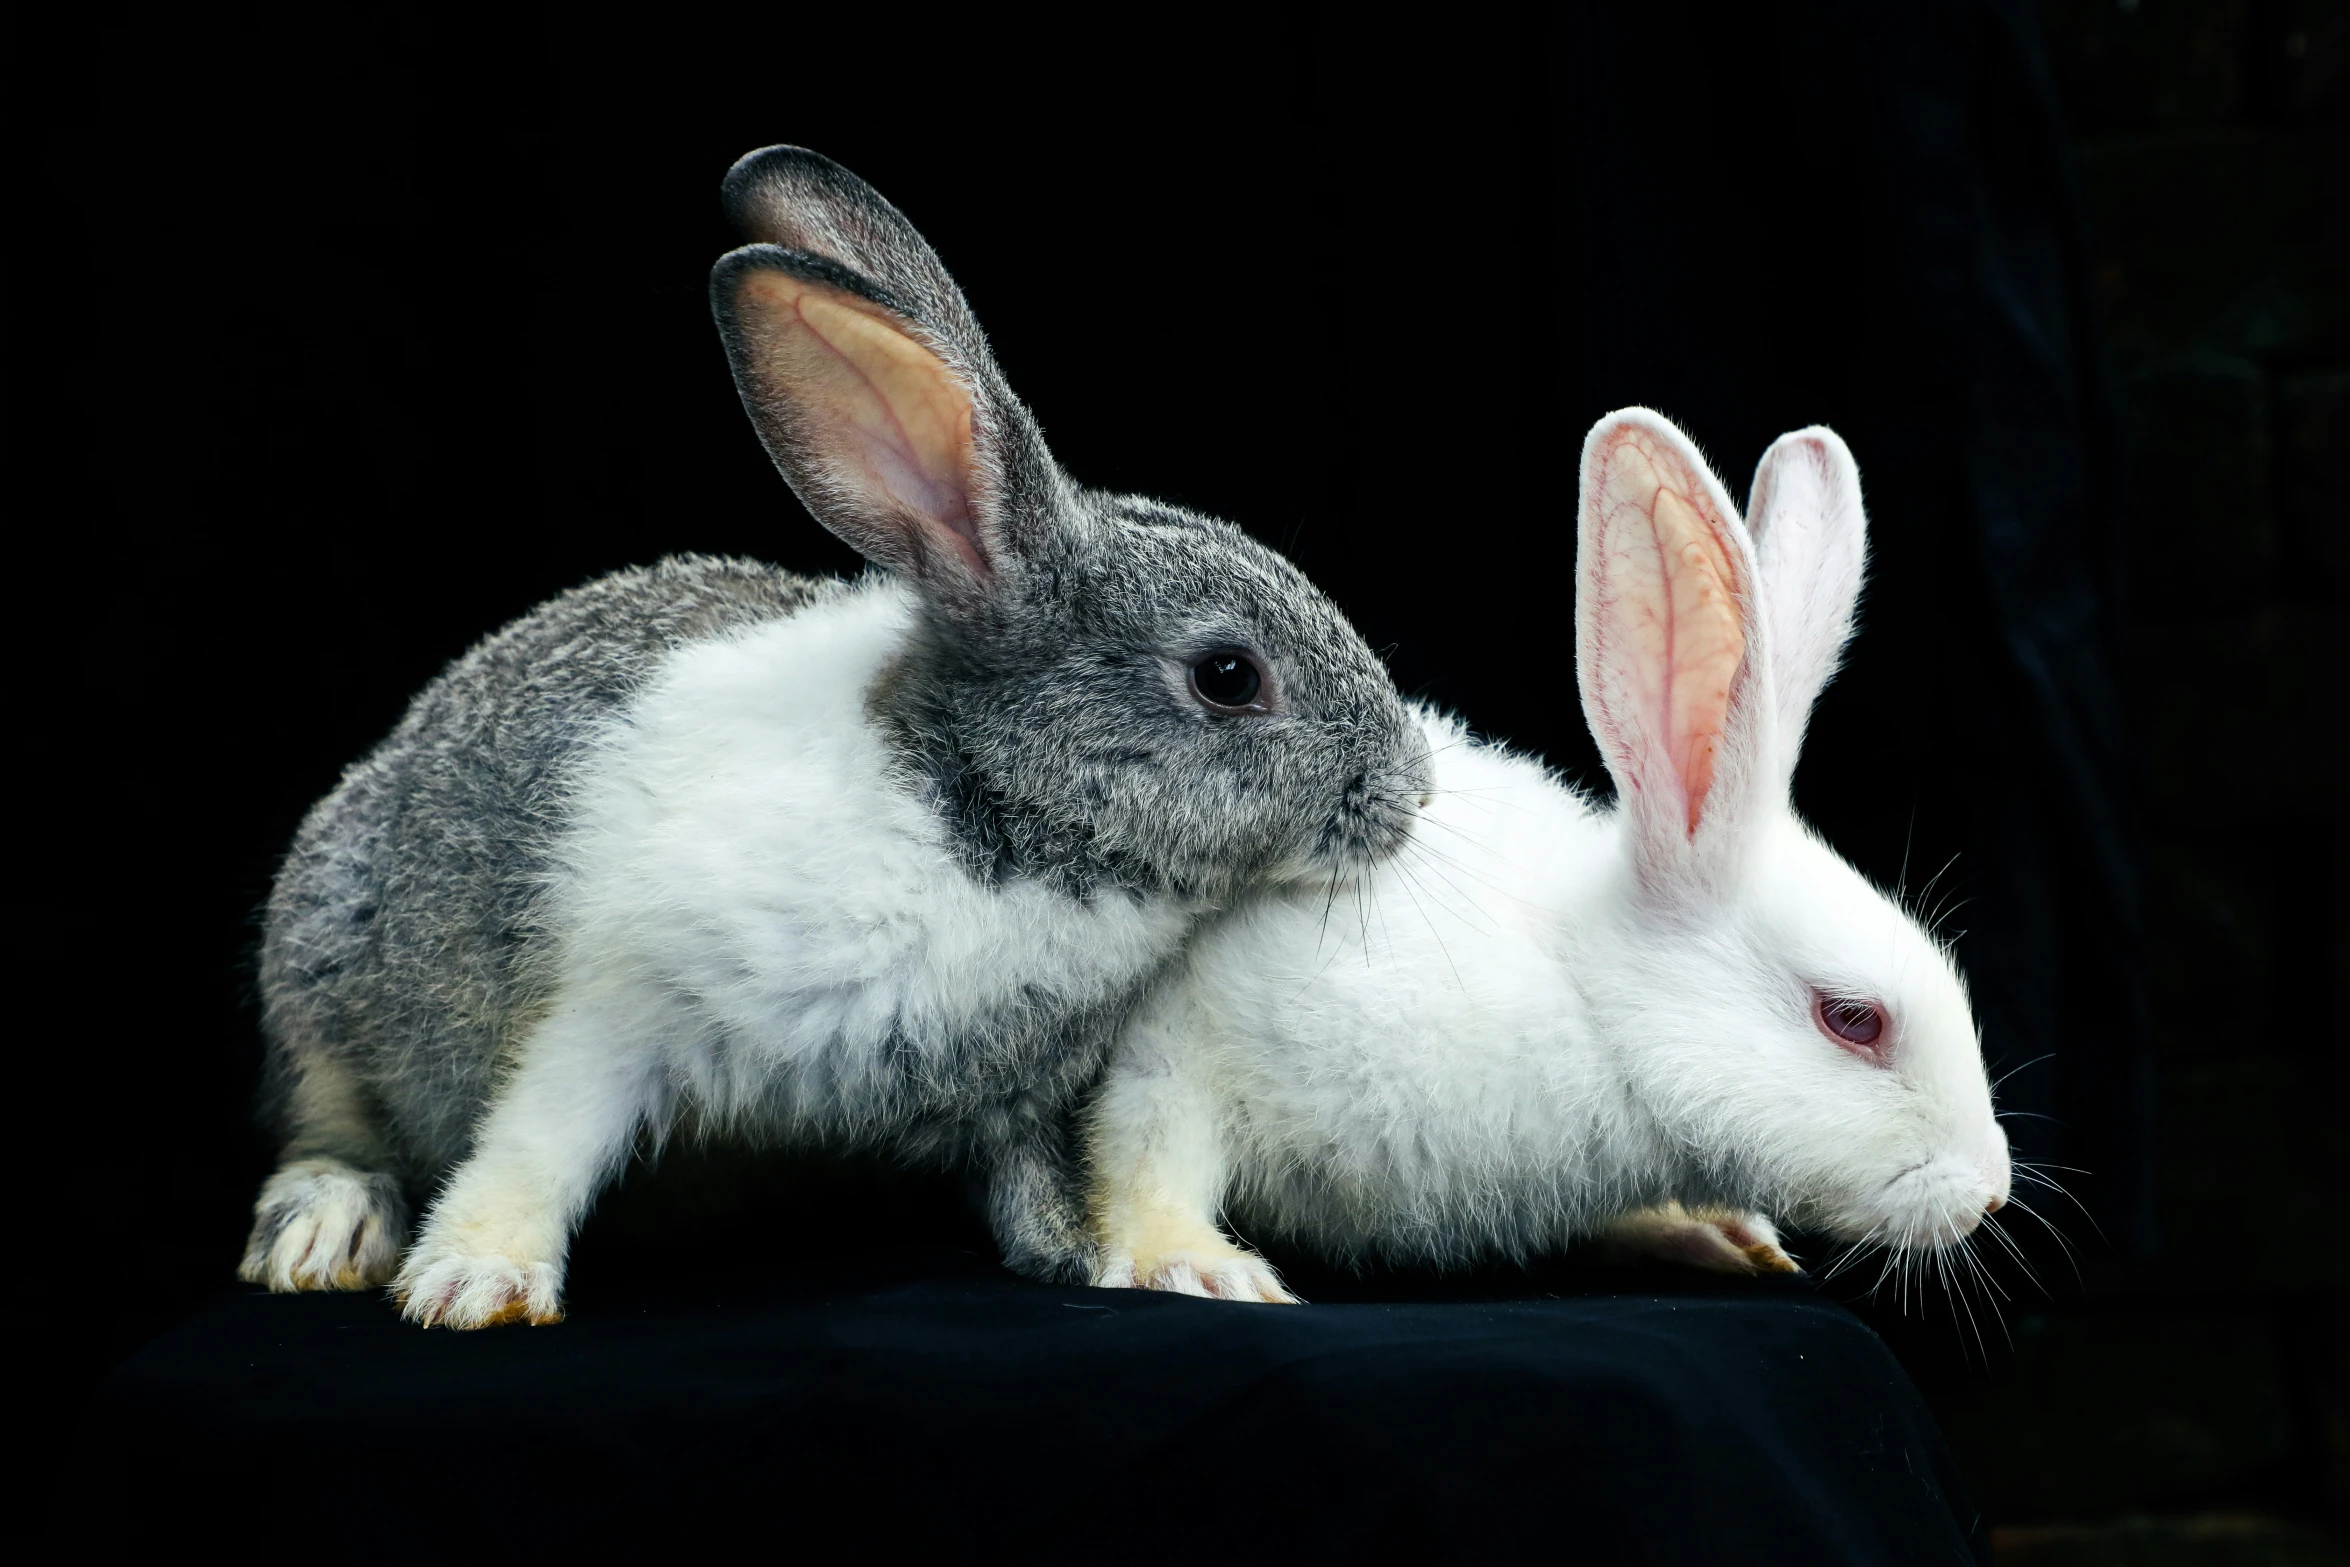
[394,1238,564,1328]
[1598,1202,1802,1276]
[239,1159,408,1292]
[1096,1238,1298,1304]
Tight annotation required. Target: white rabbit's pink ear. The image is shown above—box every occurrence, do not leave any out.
[1576,410,1770,885]
[712,247,1001,603]
[1746,428,1868,763]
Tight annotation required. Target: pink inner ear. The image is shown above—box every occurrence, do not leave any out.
[1592,430,1748,838]
[741,272,985,577]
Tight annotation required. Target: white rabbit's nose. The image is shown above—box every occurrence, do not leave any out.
[1978,1132,2012,1210]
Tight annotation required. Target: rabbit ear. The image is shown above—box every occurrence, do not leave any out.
[712,149,1065,608]
[721,146,991,370]
[712,246,1018,603]
[1745,428,1868,764]
[1576,410,1772,889]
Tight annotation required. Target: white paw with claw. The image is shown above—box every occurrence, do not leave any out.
[1599,1201,1802,1275]
[394,1242,565,1328]
[393,1204,567,1328]
[239,1158,408,1292]
[1095,1229,1298,1304]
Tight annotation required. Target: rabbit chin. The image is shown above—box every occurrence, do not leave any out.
[1254,801,1425,893]
[1813,1153,2010,1252]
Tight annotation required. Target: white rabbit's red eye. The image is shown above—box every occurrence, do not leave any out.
[1814,993,1888,1060]
[1189,650,1268,713]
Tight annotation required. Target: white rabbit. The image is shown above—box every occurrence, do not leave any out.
[1086,409,2011,1302]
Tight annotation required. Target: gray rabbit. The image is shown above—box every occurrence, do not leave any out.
[239,146,1429,1327]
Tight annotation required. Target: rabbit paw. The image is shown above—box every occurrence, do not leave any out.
[238,1158,408,1292]
[394,1237,564,1328]
[1599,1202,1801,1276]
[1095,1229,1298,1304]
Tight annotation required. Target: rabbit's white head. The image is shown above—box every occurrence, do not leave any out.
[1574,411,2008,1253]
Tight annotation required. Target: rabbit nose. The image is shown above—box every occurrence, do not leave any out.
[1978,1135,2012,1212]
[1419,791,1434,808]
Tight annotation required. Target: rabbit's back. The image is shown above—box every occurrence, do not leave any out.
[259,555,833,1174]
[1197,719,1658,1261]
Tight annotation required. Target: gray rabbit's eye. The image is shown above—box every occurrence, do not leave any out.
[1188,650,1267,714]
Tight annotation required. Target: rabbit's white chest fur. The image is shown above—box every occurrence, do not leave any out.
[548,578,1192,1129]
[1109,714,1671,1264]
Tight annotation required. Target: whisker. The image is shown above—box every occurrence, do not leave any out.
[1955,1231,2010,1355]
[1395,830,1569,918]
[1385,857,1465,991]
[1998,1194,2085,1288]
[1912,851,1963,913]
[1924,894,1974,941]
[1989,1053,2057,1094]
[2007,1162,2107,1239]
[1366,863,1399,961]
[1961,1225,2013,1305]
[1975,1212,2043,1300]
[1946,1235,1988,1364]
[1314,861,1342,955]
[1416,783,1517,799]
[1897,804,1918,903]
[1392,844,1507,932]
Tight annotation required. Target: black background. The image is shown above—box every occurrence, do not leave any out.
[16,0,2346,1551]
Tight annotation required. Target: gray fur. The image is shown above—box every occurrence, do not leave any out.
[260,558,831,1174]
[254,148,1426,1284]
[721,145,994,369]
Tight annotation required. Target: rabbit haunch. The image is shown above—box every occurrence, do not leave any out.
[240,146,1428,1329]
[1086,410,2010,1303]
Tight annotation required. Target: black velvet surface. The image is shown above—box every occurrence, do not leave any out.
[66,1255,1985,1562]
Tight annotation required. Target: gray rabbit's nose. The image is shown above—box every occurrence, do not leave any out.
[1419,791,1434,809]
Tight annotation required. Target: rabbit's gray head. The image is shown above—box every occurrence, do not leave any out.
[712,147,1426,904]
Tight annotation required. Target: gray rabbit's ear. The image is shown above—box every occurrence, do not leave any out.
[721,146,990,372]
[712,246,1024,604]
[1745,428,1867,764]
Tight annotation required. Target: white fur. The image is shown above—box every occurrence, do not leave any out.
[1088,413,2010,1300]
[399,580,1192,1326]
